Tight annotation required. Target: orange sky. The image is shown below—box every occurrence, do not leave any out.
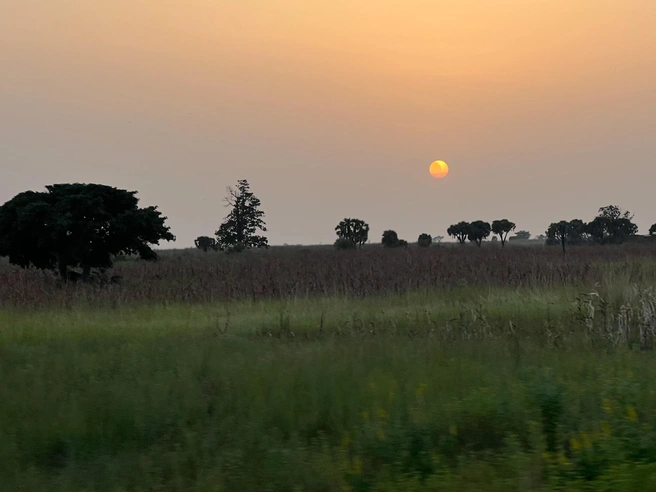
[1,0,655,245]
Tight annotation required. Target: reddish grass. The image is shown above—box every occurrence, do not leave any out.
[1,245,655,309]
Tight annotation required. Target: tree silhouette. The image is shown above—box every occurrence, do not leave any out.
[650,224,656,236]
[513,230,531,240]
[335,218,369,249]
[491,219,516,247]
[0,183,175,280]
[546,221,570,253]
[447,222,471,244]
[587,205,637,244]
[382,230,400,248]
[195,236,218,252]
[468,221,492,247]
[417,233,432,247]
[216,180,268,252]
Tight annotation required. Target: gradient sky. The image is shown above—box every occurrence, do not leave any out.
[2,0,655,246]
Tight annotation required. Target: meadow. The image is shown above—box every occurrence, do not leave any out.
[2,244,656,490]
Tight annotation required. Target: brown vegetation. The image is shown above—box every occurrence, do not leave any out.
[1,245,655,309]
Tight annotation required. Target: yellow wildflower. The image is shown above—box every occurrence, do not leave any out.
[352,458,363,475]
[570,437,581,452]
[376,408,388,420]
[602,399,613,414]
[627,406,638,422]
[341,433,351,448]
[581,432,592,449]
[449,425,458,436]
[601,421,611,437]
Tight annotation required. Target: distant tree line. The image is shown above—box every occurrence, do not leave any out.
[546,205,640,252]
[0,179,653,285]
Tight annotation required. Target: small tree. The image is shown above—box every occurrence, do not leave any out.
[513,230,531,240]
[491,219,516,247]
[447,222,471,244]
[195,236,218,252]
[382,230,400,248]
[417,233,432,247]
[650,224,656,236]
[398,239,408,248]
[546,221,570,253]
[335,218,369,249]
[468,220,491,247]
[216,179,268,252]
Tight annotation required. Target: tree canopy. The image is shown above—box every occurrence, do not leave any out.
[195,236,218,252]
[417,233,432,248]
[546,221,571,253]
[0,183,175,279]
[447,222,471,244]
[335,218,369,249]
[215,180,268,252]
[587,205,637,244]
[381,230,400,248]
[650,224,656,236]
[491,219,516,247]
[467,221,492,247]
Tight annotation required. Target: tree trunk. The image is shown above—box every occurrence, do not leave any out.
[57,255,68,280]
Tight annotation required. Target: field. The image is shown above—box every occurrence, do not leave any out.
[2,244,656,490]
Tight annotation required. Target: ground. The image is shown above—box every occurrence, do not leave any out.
[1,245,656,490]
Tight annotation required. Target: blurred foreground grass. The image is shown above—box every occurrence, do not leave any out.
[2,284,656,490]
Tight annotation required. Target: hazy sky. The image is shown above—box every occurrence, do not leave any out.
[2,0,655,246]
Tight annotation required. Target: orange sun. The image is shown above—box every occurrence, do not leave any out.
[429,160,449,179]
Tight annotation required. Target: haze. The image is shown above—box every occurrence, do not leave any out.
[1,0,655,246]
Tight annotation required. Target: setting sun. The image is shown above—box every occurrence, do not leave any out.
[429,160,449,179]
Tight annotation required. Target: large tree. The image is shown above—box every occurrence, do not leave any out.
[0,183,175,280]
[335,218,369,249]
[447,221,471,244]
[587,205,637,244]
[491,219,516,247]
[468,220,492,247]
[215,179,268,252]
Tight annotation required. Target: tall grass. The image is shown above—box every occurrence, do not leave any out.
[1,244,656,308]
[2,281,656,490]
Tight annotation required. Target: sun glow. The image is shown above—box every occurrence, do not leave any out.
[429,160,449,179]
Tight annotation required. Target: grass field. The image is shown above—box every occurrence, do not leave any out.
[2,246,656,490]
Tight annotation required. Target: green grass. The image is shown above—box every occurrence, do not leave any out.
[2,284,656,490]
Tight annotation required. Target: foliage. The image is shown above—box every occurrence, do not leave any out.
[467,220,492,247]
[215,179,268,252]
[0,183,174,280]
[447,221,471,244]
[547,220,571,252]
[334,237,357,250]
[512,230,531,240]
[335,218,369,249]
[491,219,516,247]
[194,236,218,252]
[650,224,656,236]
[587,205,638,244]
[417,233,432,248]
[398,239,408,248]
[382,230,400,248]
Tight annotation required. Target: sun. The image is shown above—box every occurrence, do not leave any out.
[429,160,449,179]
